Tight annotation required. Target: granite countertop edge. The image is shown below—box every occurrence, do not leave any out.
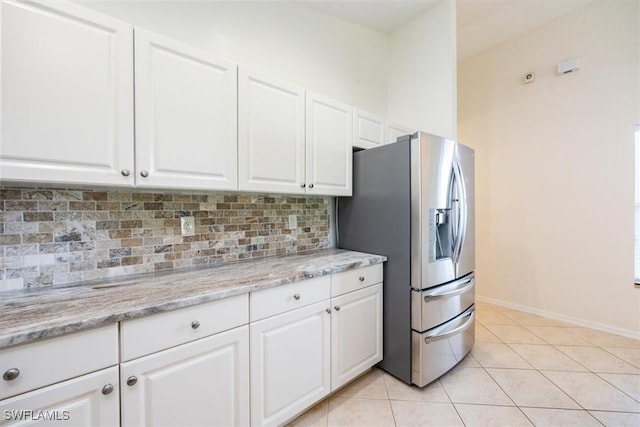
[0,249,386,349]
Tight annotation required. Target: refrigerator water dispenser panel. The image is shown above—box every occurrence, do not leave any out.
[429,208,453,262]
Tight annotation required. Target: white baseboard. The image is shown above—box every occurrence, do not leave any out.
[476,295,640,341]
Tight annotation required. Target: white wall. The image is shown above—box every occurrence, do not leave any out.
[80,1,458,135]
[458,0,640,335]
[387,1,457,138]
[77,1,389,116]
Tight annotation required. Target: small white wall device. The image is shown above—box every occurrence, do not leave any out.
[523,73,535,84]
[557,58,580,74]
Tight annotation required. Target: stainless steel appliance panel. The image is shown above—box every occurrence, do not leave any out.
[411,133,457,290]
[411,306,475,387]
[455,143,475,278]
[411,273,475,332]
[338,131,475,387]
[337,141,413,384]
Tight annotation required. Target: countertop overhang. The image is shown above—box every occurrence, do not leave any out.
[0,249,386,349]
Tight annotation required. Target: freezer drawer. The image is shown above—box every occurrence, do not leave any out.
[411,305,475,387]
[411,273,474,332]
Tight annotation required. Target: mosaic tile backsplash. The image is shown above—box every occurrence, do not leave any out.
[0,187,330,292]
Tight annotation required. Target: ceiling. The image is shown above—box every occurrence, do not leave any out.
[299,0,595,59]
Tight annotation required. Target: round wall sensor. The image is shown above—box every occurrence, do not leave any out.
[524,73,535,84]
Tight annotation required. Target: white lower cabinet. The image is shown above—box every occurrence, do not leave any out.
[250,301,331,427]
[120,325,249,427]
[331,283,383,390]
[0,367,119,427]
[0,266,383,427]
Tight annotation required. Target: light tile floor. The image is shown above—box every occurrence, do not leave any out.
[287,301,640,427]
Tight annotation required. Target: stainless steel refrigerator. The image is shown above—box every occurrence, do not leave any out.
[337,131,475,387]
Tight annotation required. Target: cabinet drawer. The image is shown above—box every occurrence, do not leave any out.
[121,294,248,361]
[331,264,383,297]
[0,325,118,400]
[0,366,120,426]
[250,276,330,322]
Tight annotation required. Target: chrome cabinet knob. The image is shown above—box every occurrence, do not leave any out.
[140,170,149,178]
[191,320,200,329]
[308,184,314,189]
[126,376,138,387]
[121,169,131,177]
[293,294,301,300]
[102,383,114,395]
[334,306,340,311]
[3,368,19,381]
[300,183,306,188]
[325,308,331,314]
[359,276,365,282]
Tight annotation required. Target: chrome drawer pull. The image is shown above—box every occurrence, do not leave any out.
[102,384,114,395]
[359,276,365,282]
[423,276,474,301]
[334,306,341,311]
[424,307,475,344]
[325,308,331,314]
[126,376,138,387]
[293,294,301,300]
[191,320,200,329]
[3,368,19,381]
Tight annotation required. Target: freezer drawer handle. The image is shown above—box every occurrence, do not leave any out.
[424,307,475,344]
[423,276,474,301]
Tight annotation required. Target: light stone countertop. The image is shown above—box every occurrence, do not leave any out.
[0,249,386,349]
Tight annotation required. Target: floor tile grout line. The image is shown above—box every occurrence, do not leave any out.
[477,357,520,408]
[437,374,467,427]
[293,304,640,426]
[599,346,640,370]
[380,373,399,427]
[477,321,593,414]
[505,340,592,372]
[592,371,640,404]
[552,343,640,373]
[537,369,603,414]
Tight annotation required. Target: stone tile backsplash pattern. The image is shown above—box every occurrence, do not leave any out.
[0,188,330,291]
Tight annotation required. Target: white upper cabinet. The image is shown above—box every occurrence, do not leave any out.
[0,0,134,186]
[238,72,353,197]
[134,29,238,190]
[353,109,386,150]
[306,93,353,196]
[387,123,415,144]
[238,68,306,195]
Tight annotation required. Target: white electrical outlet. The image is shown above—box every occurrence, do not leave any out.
[180,216,195,236]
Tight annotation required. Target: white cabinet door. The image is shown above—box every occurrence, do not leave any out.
[0,367,119,427]
[331,283,383,391]
[306,93,352,196]
[250,301,331,427]
[353,109,386,150]
[134,29,237,190]
[387,123,414,144]
[0,0,134,186]
[121,326,249,427]
[238,69,305,194]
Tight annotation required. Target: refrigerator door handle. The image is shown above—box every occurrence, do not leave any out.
[451,158,467,264]
[424,306,475,344]
[423,276,474,301]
